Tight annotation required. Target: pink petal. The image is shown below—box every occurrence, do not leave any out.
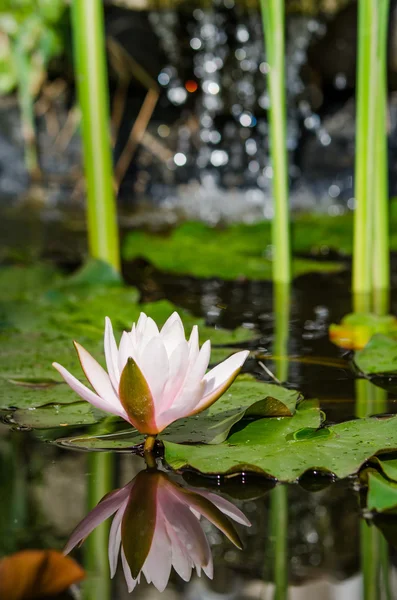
[159,487,211,572]
[121,548,138,593]
[194,491,251,526]
[108,499,128,578]
[52,362,126,419]
[104,317,120,391]
[189,350,250,415]
[164,520,193,582]
[64,485,131,555]
[139,336,169,412]
[156,340,211,428]
[74,342,123,413]
[141,506,172,592]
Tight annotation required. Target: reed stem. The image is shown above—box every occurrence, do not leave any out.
[354,0,390,302]
[270,485,288,600]
[373,0,390,293]
[71,0,120,272]
[84,453,113,600]
[260,0,291,283]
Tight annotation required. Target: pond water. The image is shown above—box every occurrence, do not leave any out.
[2,255,397,599]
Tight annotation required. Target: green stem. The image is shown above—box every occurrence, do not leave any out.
[353,0,378,296]
[83,453,113,600]
[260,0,291,284]
[71,0,120,271]
[270,485,288,600]
[273,282,290,383]
[373,0,390,293]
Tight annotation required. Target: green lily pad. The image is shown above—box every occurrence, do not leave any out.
[375,457,397,481]
[0,379,81,411]
[164,407,397,481]
[10,401,105,430]
[367,471,397,513]
[55,376,300,447]
[355,334,397,375]
[122,224,344,281]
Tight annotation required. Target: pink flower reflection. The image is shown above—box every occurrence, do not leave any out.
[65,470,251,593]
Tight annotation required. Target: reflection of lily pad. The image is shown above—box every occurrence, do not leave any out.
[355,334,397,375]
[367,471,397,513]
[122,222,344,281]
[329,314,397,350]
[164,405,397,481]
[56,376,300,447]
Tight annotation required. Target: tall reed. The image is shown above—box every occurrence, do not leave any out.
[353,0,390,308]
[260,0,291,283]
[71,0,120,272]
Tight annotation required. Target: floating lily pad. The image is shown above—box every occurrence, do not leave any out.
[375,457,397,481]
[164,406,397,481]
[355,334,397,375]
[56,376,300,447]
[11,401,105,430]
[122,222,344,281]
[367,471,397,513]
[0,379,80,411]
[330,314,397,350]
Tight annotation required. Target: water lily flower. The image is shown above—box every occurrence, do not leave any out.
[64,470,251,593]
[53,312,249,439]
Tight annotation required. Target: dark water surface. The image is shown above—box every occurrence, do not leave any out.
[2,249,397,598]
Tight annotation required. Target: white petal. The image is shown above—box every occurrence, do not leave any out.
[141,316,160,346]
[188,325,199,366]
[139,336,169,411]
[118,331,136,373]
[162,340,189,411]
[190,350,250,415]
[74,342,122,412]
[104,317,120,391]
[109,498,129,578]
[161,318,186,358]
[160,312,183,336]
[121,548,138,593]
[142,506,172,592]
[52,363,128,420]
[136,312,147,336]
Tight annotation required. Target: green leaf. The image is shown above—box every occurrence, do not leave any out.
[355,334,397,375]
[119,358,155,434]
[373,457,397,481]
[56,376,300,449]
[122,223,344,281]
[164,407,397,482]
[367,471,397,513]
[0,379,81,411]
[11,401,104,429]
[121,472,158,578]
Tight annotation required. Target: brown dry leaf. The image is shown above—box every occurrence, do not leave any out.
[0,550,85,599]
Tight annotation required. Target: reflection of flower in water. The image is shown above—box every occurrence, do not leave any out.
[65,469,250,593]
[53,311,249,436]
